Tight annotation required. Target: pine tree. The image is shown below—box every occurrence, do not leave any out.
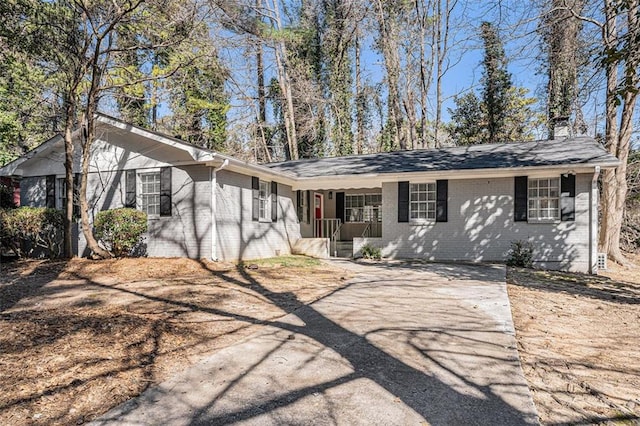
[480,22,512,143]
[448,22,540,145]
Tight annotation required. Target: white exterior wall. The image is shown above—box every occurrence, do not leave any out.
[215,170,300,261]
[376,173,593,272]
[17,133,213,259]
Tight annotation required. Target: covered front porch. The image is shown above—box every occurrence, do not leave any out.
[297,188,382,257]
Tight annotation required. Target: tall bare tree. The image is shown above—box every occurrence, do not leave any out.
[540,0,586,137]
[375,0,406,151]
[598,0,639,263]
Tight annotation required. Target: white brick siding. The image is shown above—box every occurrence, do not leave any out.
[377,174,593,272]
[215,170,300,261]
[74,164,212,258]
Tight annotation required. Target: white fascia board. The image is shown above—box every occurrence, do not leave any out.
[96,115,297,185]
[291,164,611,190]
[210,158,297,186]
[0,134,65,176]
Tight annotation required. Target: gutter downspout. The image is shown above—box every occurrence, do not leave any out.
[590,166,601,274]
[210,159,229,261]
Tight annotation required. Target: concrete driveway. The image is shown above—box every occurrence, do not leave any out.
[92,261,538,425]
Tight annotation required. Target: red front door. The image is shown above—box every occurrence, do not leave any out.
[314,193,323,236]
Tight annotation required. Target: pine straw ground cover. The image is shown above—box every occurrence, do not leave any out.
[507,253,640,425]
[0,256,350,425]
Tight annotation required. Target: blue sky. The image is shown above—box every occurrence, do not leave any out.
[151,1,637,148]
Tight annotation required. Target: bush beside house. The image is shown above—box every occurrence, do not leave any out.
[94,208,147,257]
[0,207,64,258]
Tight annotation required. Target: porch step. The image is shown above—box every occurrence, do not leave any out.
[334,240,353,258]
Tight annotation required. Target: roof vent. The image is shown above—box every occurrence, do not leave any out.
[597,253,607,270]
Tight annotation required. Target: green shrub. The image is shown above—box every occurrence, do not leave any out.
[506,240,534,268]
[94,208,147,257]
[360,244,382,260]
[0,183,15,209]
[0,207,64,258]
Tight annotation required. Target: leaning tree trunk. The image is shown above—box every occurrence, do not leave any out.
[78,40,112,259]
[599,0,639,265]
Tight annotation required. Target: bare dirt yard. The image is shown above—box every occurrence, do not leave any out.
[508,253,640,425]
[4,253,640,426]
[0,256,351,426]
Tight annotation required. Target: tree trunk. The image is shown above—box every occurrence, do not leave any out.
[355,29,364,154]
[599,0,639,265]
[269,0,298,160]
[376,0,404,151]
[434,0,452,148]
[78,39,112,259]
[255,0,269,160]
[416,0,429,149]
[545,0,584,137]
[62,94,75,258]
[78,115,111,259]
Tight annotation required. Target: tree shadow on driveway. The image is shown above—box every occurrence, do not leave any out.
[95,261,538,425]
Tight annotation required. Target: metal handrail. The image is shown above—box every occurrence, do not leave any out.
[314,218,341,239]
[361,221,382,238]
[361,222,371,238]
[330,220,342,257]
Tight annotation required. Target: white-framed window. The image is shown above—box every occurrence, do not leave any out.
[528,177,560,221]
[140,172,161,216]
[345,193,382,222]
[259,180,270,220]
[410,182,436,221]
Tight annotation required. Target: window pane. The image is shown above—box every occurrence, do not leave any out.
[141,173,160,215]
[528,177,561,221]
[259,181,270,220]
[409,183,437,221]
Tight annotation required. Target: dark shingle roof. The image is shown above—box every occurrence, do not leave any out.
[265,137,619,178]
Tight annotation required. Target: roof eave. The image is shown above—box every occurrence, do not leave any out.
[0,134,65,176]
[290,162,618,190]
[96,114,297,184]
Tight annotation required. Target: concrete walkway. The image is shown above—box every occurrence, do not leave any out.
[92,261,538,425]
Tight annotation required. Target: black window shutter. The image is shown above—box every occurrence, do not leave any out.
[73,173,81,218]
[436,180,448,222]
[305,190,311,224]
[336,192,345,223]
[160,167,172,216]
[125,169,136,208]
[252,176,259,221]
[46,175,56,208]
[296,190,303,222]
[514,176,528,222]
[561,174,575,221]
[271,181,278,222]
[398,181,409,223]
